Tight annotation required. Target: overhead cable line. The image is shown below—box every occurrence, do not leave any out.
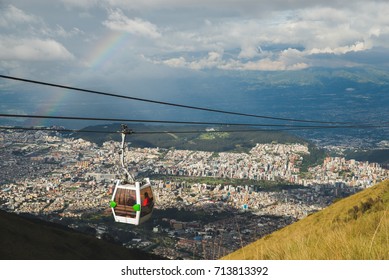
[0,126,294,134]
[0,126,113,134]
[0,74,356,125]
[0,113,371,129]
[0,123,387,136]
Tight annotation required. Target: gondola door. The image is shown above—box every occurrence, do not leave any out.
[111,182,141,225]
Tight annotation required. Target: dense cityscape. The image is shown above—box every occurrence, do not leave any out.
[0,129,388,259]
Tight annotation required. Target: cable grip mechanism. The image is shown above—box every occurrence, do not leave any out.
[119,124,134,183]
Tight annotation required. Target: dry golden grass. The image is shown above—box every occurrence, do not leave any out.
[222,179,389,260]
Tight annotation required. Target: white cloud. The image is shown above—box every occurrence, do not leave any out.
[241,59,308,71]
[162,57,187,68]
[102,9,161,38]
[152,49,309,71]
[0,37,74,61]
[4,0,389,75]
[53,26,84,38]
[309,41,371,55]
[154,51,223,70]
[1,4,84,41]
[238,45,262,59]
[0,4,40,27]
[189,51,223,70]
[144,1,389,70]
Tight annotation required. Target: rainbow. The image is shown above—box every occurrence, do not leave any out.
[85,31,131,70]
[26,31,132,127]
[27,88,67,127]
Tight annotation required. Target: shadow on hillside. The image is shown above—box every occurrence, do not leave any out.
[0,209,164,260]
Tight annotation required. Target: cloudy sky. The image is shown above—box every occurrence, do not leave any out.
[1,0,389,127]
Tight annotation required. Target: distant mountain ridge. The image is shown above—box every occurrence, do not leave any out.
[223,66,389,87]
[70,123,307,152]
[222,179,389,260]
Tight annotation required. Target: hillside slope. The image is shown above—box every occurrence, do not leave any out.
[0,210,162,260]
[223,179,389,260]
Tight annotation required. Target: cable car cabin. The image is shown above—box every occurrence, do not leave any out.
[110,179,154,225]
